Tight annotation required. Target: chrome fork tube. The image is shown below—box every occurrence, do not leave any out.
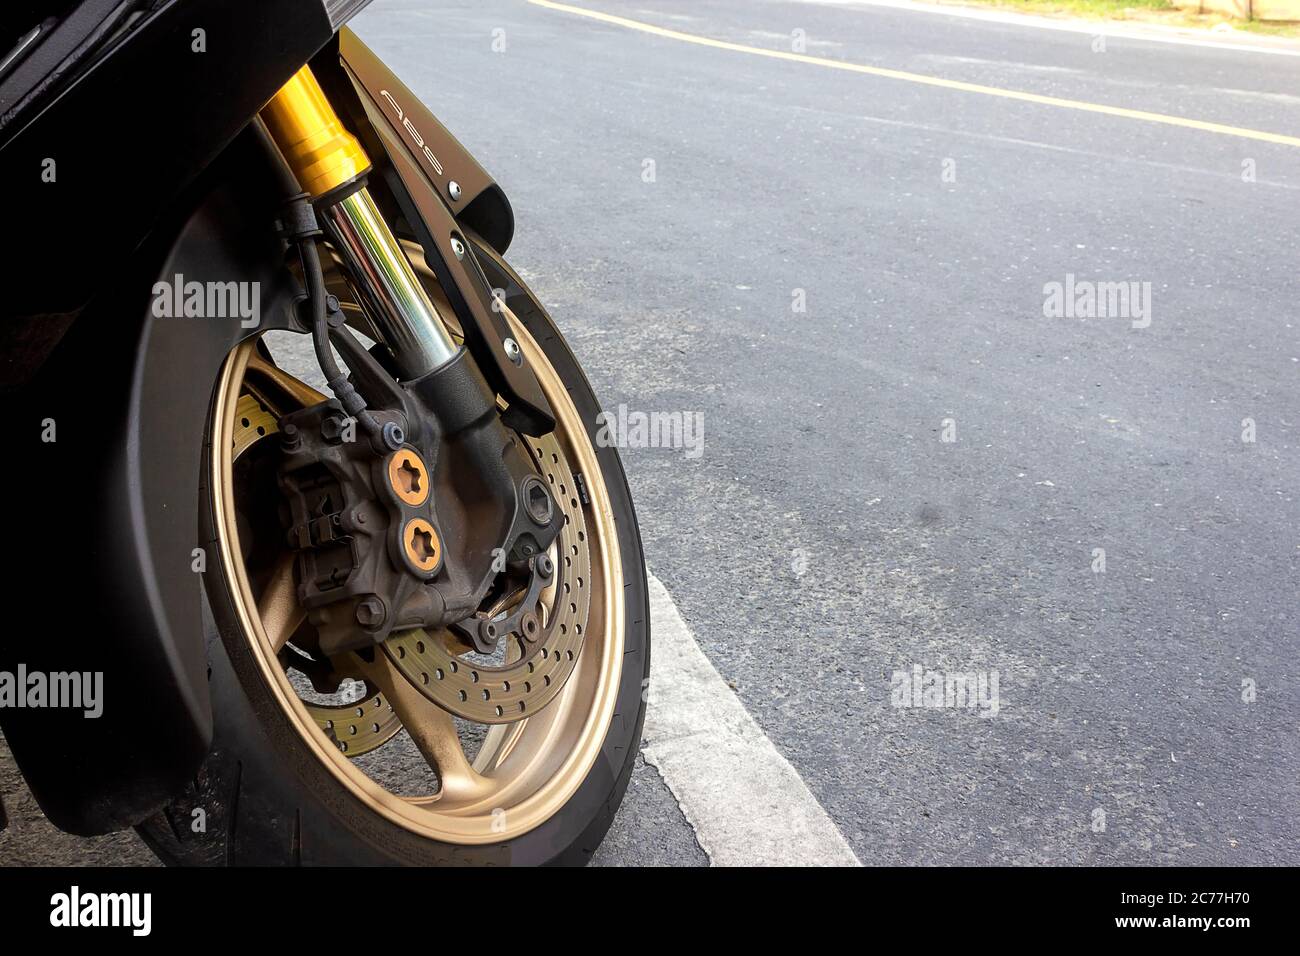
[325,187,459,379]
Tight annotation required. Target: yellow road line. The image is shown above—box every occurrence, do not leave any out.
[528,0,1300,149]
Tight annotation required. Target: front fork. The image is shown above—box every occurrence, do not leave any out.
[259,65,458,378]
[253,65,564,660]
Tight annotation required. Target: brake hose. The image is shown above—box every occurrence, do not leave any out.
[298,222,383,439]
[253,118,383,441]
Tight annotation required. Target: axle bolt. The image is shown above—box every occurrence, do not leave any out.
[522,476,553,526]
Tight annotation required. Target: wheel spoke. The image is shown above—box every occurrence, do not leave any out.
[257,553,302,655]
[354,644,491,803]
[475,720,529,774]
[245,348,325,414]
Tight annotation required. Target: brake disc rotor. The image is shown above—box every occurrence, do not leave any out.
[233,392,402,756]
[385,429,592,724]
[314,683,401,757]
[231,390,591,729]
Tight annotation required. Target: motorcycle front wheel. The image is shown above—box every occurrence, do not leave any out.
[139,246,650,865]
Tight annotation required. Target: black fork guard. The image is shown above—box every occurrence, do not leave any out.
[318,29,555,438]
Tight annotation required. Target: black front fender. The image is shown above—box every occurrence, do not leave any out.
[316,28,516,257]
[0,132,300,836]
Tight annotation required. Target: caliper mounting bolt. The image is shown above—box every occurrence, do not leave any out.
[356,596,386,630]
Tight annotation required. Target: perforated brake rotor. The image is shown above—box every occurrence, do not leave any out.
[232,393,402,757]
[384,428,593,724]
[316,686,401,757]
[231,391,591,729]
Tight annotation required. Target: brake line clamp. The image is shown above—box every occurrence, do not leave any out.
[276,191,323,242]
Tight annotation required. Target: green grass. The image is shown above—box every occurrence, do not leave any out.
[1237,18,1300,35]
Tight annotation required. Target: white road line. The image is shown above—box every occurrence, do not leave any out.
[642,573,861,867]
[793,0,1300,57]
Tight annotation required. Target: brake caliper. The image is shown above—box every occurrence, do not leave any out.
[273,341,564,661]
[276,400,443,656]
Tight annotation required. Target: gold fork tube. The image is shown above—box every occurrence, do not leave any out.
[260,65,370,198]
[261,65,458,376]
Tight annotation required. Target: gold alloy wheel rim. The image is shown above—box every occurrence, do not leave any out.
[211,311,624,844]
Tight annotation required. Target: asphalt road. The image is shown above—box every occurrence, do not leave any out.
[3,0,1297,865]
